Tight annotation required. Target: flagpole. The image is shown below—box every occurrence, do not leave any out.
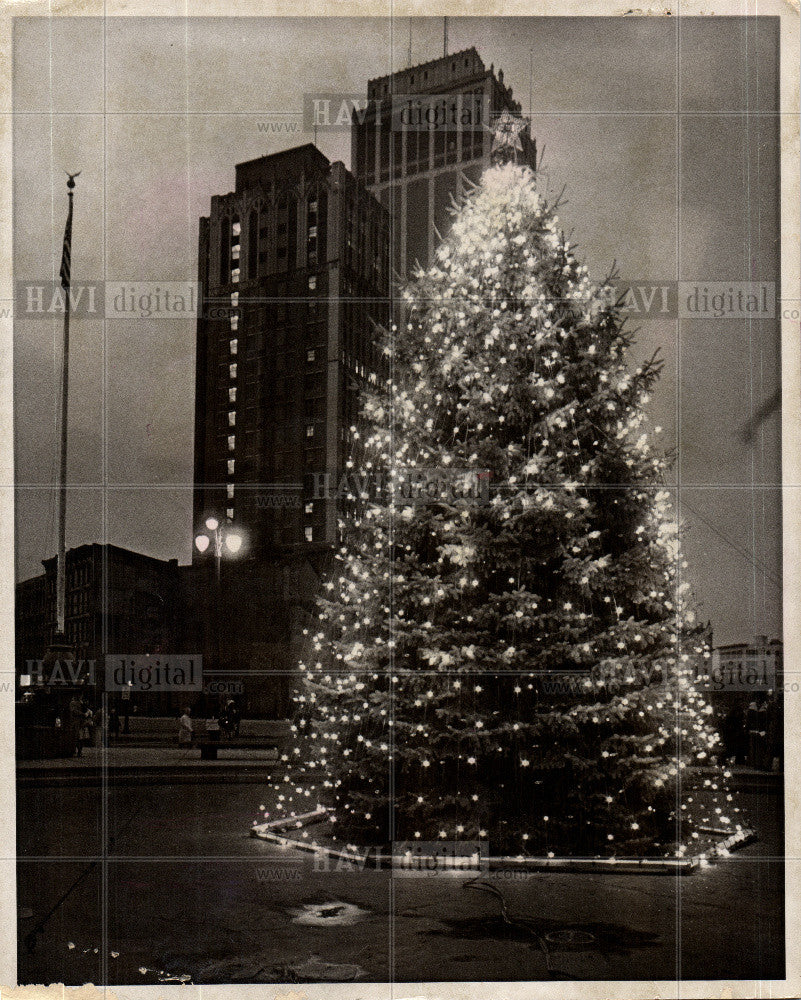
[55,174,76,639]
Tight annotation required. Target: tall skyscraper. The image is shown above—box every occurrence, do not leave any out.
[194,143,388,553]
[192,144,388,712]
[351,47,537,279]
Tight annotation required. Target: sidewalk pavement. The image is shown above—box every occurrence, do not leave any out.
[111,717,290,739]
[18,745,781,784]
[17,744,280,785]
[17,780,783,984]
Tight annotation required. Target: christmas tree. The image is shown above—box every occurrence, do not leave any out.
[271,156,739,858]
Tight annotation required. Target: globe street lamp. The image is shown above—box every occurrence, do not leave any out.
[194,516,244,676]
[194,516,243,583]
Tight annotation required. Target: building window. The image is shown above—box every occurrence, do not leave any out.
[232,221,241,236]
[307,349,316,362]
[305,502,314,514]
[229,363,237,379]
[230,314,239,330]
[309,200,317,213]
[229,338,238,355]
[304,526,314,542]
[226,507,234,520]
[249,210,259,277]
[227,459,235,475]
[308,275,317,291]
[231,268,240,283]
[228,434,236,451]
[228,387,237,403]
[231,244,241,260]
[227,483,235,499]
[231,292,239,306]
[306,424,315,438]
[228,411,236,427]
[308,225,317,238]
[219,226,229,285]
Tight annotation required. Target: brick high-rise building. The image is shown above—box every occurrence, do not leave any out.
[351,47,537,279]
[194,144,388,553]
[192,144,389,713]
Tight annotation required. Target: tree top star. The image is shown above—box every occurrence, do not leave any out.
[490,110,529,165]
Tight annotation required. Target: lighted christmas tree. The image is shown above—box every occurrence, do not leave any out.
[271,142,740,858]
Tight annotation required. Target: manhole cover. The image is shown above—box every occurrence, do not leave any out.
[544,929,596,948]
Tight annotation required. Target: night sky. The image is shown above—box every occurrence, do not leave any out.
[13,16,782,645]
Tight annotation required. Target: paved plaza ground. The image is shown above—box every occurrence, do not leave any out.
[16,747,784,985]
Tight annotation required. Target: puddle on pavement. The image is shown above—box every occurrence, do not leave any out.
[289,901,370,927]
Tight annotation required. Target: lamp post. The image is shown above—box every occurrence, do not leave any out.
[195,516,243,582]
[194,516,243,674]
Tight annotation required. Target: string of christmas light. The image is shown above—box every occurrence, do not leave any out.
[267,161,741,858]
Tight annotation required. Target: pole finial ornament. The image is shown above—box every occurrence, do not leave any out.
[65,170,81,191]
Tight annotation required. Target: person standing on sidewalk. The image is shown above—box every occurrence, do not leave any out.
[224,698,241,737]
[178,707,193,747]
[69,695,84,757]
[94,704,108,748]
[79,700,93,754]
[109,706,121,742]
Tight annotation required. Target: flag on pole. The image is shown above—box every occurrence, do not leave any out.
[59,194,73,289]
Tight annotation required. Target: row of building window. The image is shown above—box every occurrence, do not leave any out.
[371,56,477,97]
[227,246,239,519]
[66,618,92,647]
[354,113,486,185]
[220,203,324,284]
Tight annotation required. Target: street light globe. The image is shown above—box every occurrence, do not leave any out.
[205,516,220,531]
[225,532,243,555]
[194,534,210,554]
